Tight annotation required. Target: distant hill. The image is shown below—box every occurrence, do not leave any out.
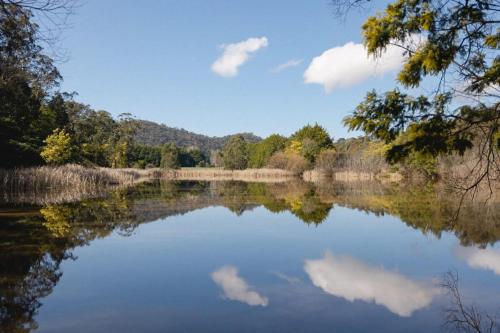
[133,120,262,151]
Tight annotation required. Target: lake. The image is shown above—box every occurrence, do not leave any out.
[1,180,499,332]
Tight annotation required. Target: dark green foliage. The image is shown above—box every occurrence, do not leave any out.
[129,144,162,168]
[0,4,61,167]
[179,147,208,167]
[222,135,249,170]
[160,143,180,169]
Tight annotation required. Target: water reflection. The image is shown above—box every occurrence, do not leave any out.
[457,246,500,276]
[304,251,438,317]
[211,266,268,306]
[2,181,499,246]
[0,180,499,332]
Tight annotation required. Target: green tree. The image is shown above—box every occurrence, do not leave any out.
[340,0,500,190]
[108,113,139,168]
[161,143,180,169]
[248,134,287,168]
[222,135,249,170]
[0,4,61,167]
[40,129,72,165]
[129,144,162,168]
[290,124,333,162]
[179,147,208,167]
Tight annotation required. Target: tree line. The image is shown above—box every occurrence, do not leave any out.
[1,0,497,189]
[217,123,445,179]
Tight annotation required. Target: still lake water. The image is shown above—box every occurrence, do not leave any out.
[1,180,499,332]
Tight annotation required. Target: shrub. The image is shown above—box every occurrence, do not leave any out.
[267,152,310,174]
[315,149,337,176]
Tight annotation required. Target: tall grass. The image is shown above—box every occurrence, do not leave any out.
[0,164,140,190]
[0,165,161,204]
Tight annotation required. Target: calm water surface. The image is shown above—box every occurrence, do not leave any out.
[1,180,499,332]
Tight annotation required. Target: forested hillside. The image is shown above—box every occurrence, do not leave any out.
[133,120,261,152]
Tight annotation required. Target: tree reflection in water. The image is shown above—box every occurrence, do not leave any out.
[0,180,499,332]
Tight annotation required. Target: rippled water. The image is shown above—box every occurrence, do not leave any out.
[1,180,499,332]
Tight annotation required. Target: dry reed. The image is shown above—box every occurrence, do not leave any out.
[0,165,164,204]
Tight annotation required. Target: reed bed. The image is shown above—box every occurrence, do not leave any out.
[0,165,162,204]
[163,168,297,182]
[0,164,140,191]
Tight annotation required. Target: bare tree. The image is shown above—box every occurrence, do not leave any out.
[0,0,78,56]
[442,271,498,333]
[330,0,371,17]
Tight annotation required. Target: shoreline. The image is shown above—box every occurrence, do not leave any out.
[0,165,404,188]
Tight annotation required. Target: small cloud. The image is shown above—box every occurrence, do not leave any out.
[211,37,268,77]
[271,271,301,284]
[271,59,303,73]
[457,246,500,276]
[211,266,268,306]
[304,251,438,317]
[303,41,406,93]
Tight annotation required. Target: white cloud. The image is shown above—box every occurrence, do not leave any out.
[211,266,268,306]
[457,246,500,276]
[304,251,438,317]
[211,37,268,77]
[271,271,301,284]
[303,41,405,93]
[271,59,303,73]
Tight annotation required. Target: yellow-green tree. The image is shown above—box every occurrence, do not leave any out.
[40,129,72,165]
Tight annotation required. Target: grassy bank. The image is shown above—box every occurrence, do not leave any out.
[0,164,158,190]
[0,165,165,204]
[0,165,401,193]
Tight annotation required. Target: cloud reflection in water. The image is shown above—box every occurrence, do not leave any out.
[304,251,438,317]
[457,246,500,276]
[211,266,268,306]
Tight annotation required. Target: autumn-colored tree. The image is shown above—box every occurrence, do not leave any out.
[40,129,72,165]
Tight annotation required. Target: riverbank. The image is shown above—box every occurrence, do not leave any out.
[0,165,161,204]
[0,165,403,191]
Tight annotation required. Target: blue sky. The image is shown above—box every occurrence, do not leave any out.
[58,0,402,139]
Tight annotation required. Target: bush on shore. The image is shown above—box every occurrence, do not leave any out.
[267,152,310,175]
